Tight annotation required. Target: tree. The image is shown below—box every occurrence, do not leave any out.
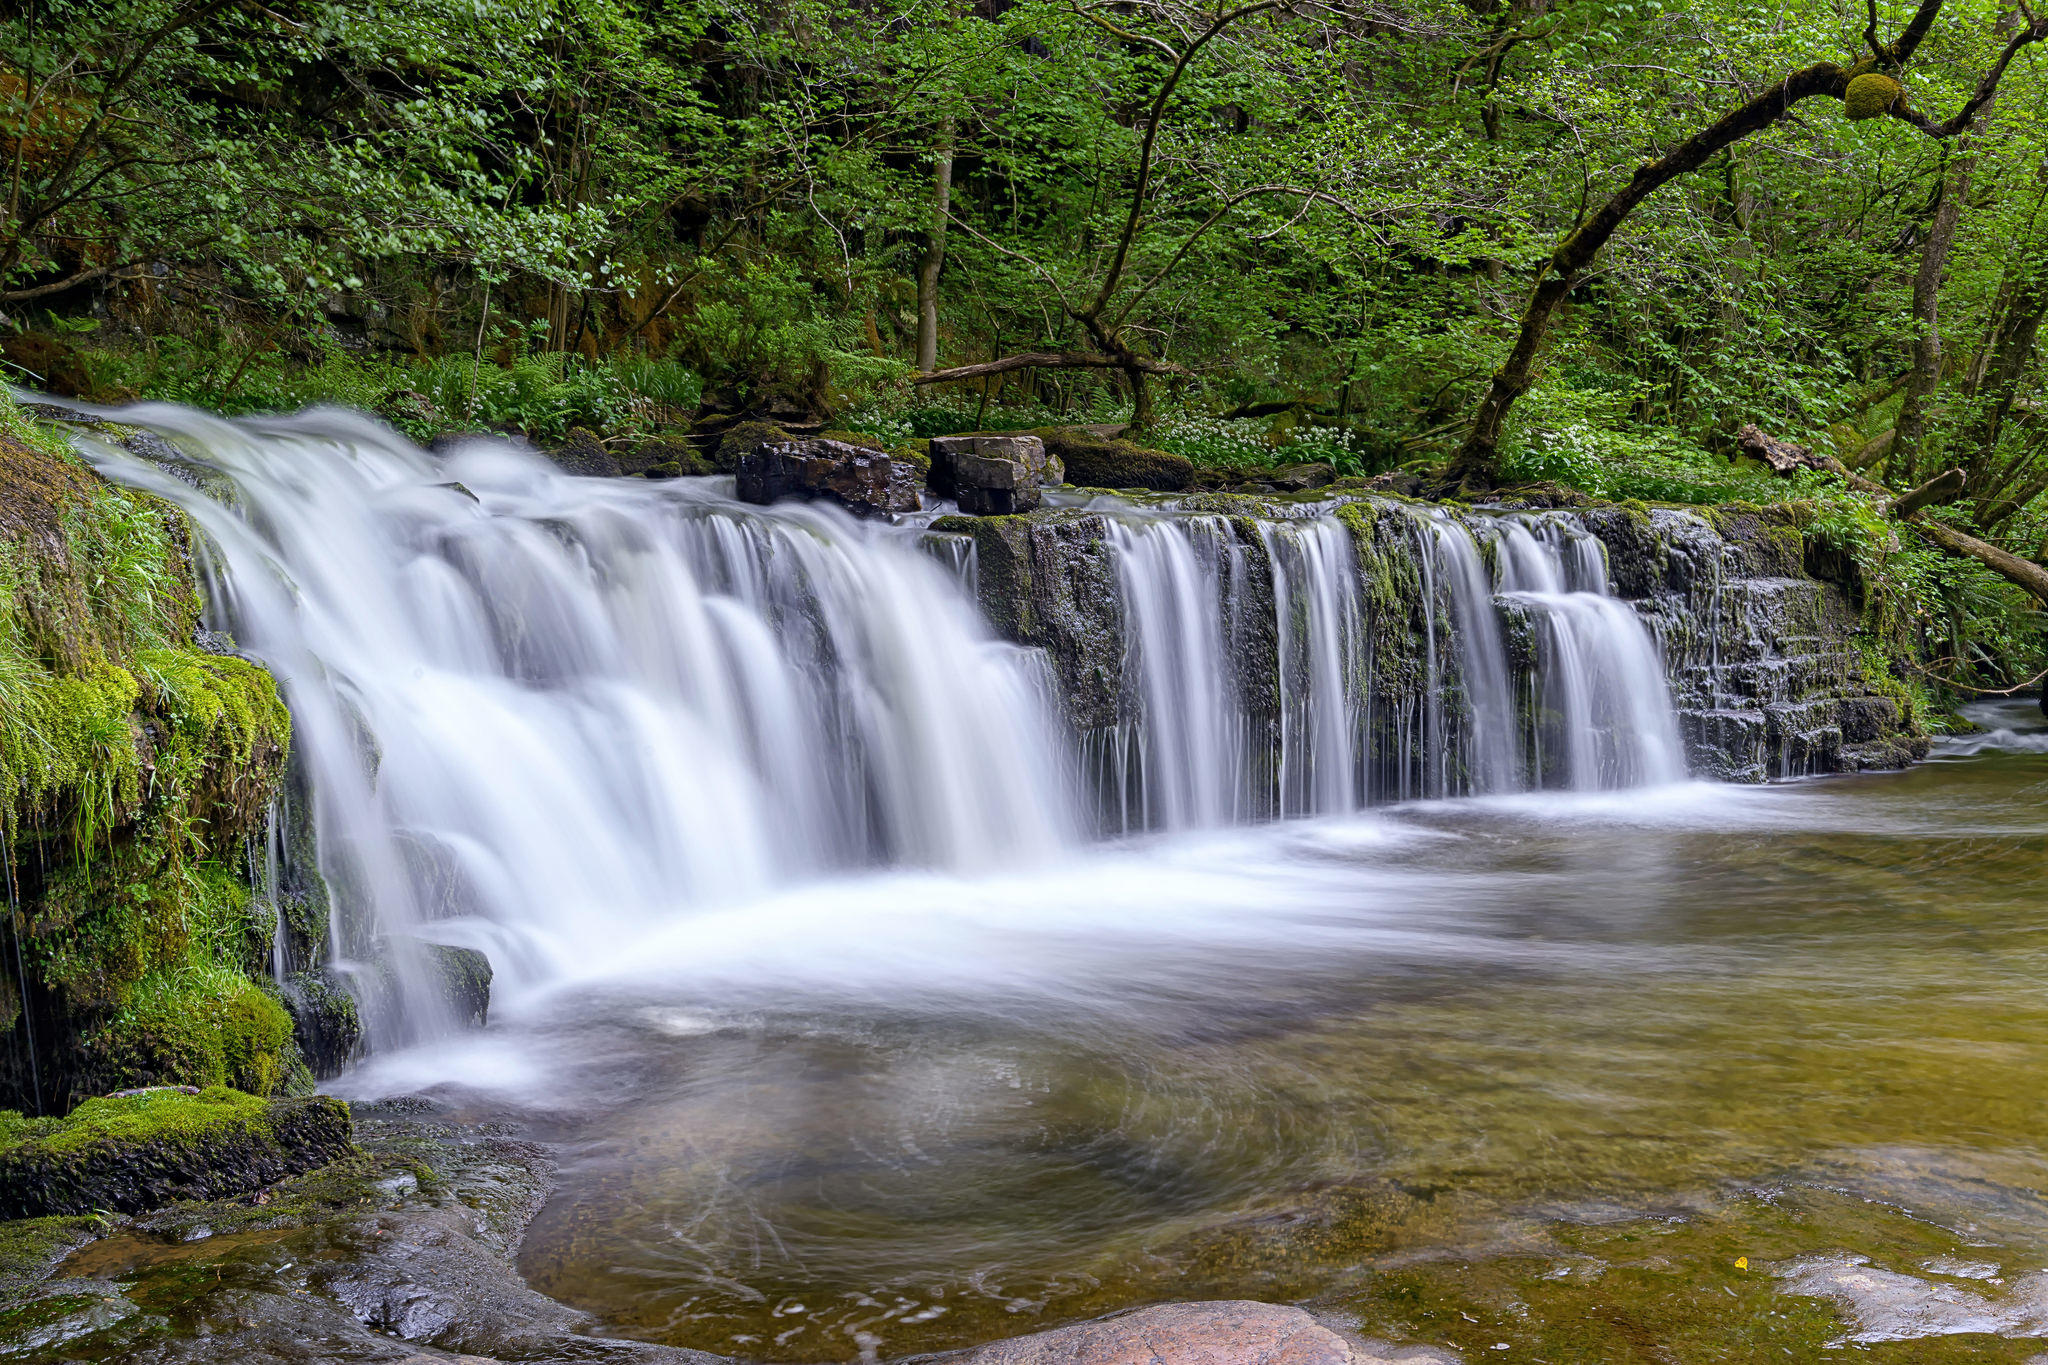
[1445,0,2048,490]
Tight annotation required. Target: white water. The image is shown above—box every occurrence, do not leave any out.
[73,405,1691,1041]
[76,407,1075,1040]
[1103,505,1687,826]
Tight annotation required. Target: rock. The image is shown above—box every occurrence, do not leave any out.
[735,436,922,516]
[426,945,493,1028]
[929,433,1063,514]
[284,969,363,1079]
[709,418,789,473]
[951,1301,1393,1365]
[932,510,1126,730]
[545,426,622,478]
[1034,426,1195,491]
[1241,462,1336,493]
[0,1087,354,1217]
[626,433,711,478]
[0,1100,722,1364]
[1,332,91,398]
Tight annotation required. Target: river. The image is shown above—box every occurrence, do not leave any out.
[74,407,2048,1362]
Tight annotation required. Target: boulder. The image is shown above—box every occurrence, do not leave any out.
[928,433,1063,514]
[546,426,623,478]
[952,1300,1426,1365]
[735,436,922,516]
[1032,427,1194,491]
[427,945,493,1028]
[625,434,711,478]
[0,1087,355,1217]
[1241,462,1336,494]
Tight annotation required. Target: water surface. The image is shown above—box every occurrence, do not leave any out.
[341,706,2048,1362]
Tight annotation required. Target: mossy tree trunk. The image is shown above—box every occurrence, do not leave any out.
[915,118,954,375]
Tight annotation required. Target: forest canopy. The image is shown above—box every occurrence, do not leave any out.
[4,0,2047,680]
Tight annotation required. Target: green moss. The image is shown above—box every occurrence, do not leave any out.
[1029,427,1194,492]
[85,967,296,1097]
[21,1085,270,1155]
[710,419,789,474]
[1844,72,1904,119]
[887,439,932,478]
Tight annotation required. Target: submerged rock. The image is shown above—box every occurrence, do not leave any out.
[929,433,1063,514]
[735,436,922,516]
[0,1099,722,1363]
[953,1300,1435,1364]
[0,1087,353,1218]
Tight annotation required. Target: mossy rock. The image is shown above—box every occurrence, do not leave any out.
[1029,427,1194,492]
[0,1086,354,1217]
[545,426,622,478]
[428,945,492,1028]
[623,433,710,478]
[284,969,362,1080]
[80,964,298,1098]
[710,420,790,475]
[1844,72,1904,120]
[888,438,933,478]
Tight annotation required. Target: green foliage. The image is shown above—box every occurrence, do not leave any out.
[87,967,297,1098]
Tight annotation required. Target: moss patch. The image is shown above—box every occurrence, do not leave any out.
[0,394,296,1113]
[0,1086,353,1217]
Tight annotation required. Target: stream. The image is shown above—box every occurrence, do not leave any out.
[70,408,2048,1361]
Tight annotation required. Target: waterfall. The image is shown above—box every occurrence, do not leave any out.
[68,401,1703,1052]
[77,407,1077,1042]
[1493,520,1687,789]
[1101,505,1688,824]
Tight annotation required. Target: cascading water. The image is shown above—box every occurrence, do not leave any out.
[1101,504,1688,824]
[75,406,1076,1043]
[68,401,1698,1050]
[1492,518,1687,789]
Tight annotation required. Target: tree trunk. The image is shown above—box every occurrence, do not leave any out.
[1914,519,2048,605]
[1446,61,1854,488]
[915,118,954,375]
[1891,147,1978,483]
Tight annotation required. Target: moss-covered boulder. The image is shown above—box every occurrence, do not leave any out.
[285,969,362,1080]
[624,433,712,478]
[1030,427,1194,491]
[545,426,622,478]
[0,1086,353,1217]
[710,419,790,474]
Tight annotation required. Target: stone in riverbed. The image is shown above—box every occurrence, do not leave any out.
[951,1300,1439,1364]
[928,434,1063,514]
[735,437,922,516]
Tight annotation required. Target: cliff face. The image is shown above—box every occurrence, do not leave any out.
[939,493,1925,823]
[0,408,296,1113]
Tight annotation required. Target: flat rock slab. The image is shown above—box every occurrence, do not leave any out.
[950,1301,1444,1365]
